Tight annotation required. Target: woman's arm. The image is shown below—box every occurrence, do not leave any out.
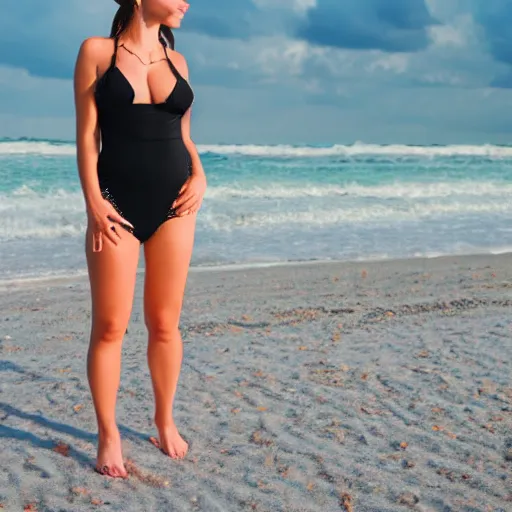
[173,52,205,178]
[74,37,133,249]
[172,51,207,215]
[74,38,104,210]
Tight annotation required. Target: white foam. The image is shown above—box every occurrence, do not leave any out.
[198,142,512,158]
[0,141,75,156]
[0,188,86,240]
[206,181,512,200]
[1,184,510,240]
[3,140,512,158]
[201,201,512,230]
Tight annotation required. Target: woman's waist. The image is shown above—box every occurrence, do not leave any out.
[98,113,183,143]
[100,136,188,156]
[98,138,191,174]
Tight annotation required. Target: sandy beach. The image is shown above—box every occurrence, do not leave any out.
[0,253,511,511]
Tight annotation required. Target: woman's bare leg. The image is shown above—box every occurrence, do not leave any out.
[143,213,196,459]
[85,225,140,476]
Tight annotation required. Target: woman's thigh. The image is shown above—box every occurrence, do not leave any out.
[142,214,197,332]
[85,225,141,339]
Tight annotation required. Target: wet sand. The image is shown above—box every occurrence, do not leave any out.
[0,253,511,511]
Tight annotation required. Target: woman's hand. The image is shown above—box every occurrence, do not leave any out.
[87,198,135,252]
[172,172,207,216]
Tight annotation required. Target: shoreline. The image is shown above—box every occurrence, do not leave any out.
[1,249,511,292]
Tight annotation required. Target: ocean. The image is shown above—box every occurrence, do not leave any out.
[1,138,511,282]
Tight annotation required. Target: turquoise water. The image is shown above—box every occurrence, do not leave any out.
[1,139,512,280]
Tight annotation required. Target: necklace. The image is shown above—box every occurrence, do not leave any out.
[119,43,167,66]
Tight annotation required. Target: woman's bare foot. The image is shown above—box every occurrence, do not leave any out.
[94,428,128,478]
[149,420,189,459]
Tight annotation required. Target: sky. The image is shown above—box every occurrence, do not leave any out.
[1,0,512,145]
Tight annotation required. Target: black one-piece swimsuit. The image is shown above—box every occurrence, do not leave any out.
[94,37,195,244]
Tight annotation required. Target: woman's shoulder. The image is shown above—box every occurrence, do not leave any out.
[76,37,115,65]
[167,49,189,79]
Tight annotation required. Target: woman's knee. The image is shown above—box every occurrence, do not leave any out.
[145,309,181,341]
[92,315,128,343]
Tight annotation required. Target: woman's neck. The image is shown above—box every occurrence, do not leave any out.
[122,12,161,53]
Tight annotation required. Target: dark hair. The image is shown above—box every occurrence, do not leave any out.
[110,0,175,49]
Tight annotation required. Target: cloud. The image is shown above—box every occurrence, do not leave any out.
[0,0,113,79]
[472,0,512,66]
[295,0,437,52]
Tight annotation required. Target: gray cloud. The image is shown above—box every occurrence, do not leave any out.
[296,0,437,52]
[473,1,512,65]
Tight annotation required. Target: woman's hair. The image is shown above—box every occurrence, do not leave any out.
[110,0,175,49]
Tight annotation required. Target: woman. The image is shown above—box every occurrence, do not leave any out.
[73,0,206,478]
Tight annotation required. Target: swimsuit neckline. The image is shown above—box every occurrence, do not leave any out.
[95,37,192,108]
[104,65,183,107]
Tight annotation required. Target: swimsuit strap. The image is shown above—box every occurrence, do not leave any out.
[110,37,120,68]
[161,42,181,80]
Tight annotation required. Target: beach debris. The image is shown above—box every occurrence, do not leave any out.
[339,491,354,512]
[53,441,70,457]
[400,441,408,450]
[417,350,430,358]
[331,331,341,342]
[322,419,345,443]
[436,467,471,482]
[241,314,253,321]
[264,452,275,467]
[90,498,104,506]
[402,459,415,469]
[397,492,419,506]
[250,430,273,447]
[3,335,11,340]
[360,405,386,416]
[23,504,37,512]
[124,458,170,488]
[276,464,290,478]
[380,453,402,461]
[73,404,83,413]
[306,481,315,491]
[70,487,89,496]
[482,423,496,434]
[298,345,308,350]
[431,425,457,439]
[3,345,22,352]
[253,369,265,378]
[504,439,512,461]
[256,406,267,411]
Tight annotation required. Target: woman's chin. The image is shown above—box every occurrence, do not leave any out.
[165,16,183,29]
